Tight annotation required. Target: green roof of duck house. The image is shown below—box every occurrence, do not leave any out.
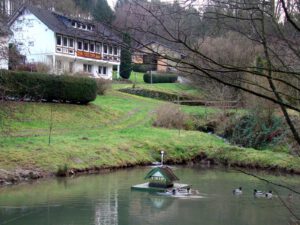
[144,166,179,183]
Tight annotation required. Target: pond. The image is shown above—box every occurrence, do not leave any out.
[0,166,299,225]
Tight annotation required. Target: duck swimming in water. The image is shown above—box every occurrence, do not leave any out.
[265,191,273,199]
[233,187,243,195]
[254,189,265,198]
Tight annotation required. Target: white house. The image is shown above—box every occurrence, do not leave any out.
[8,5,121,79]
[0,23,11,70]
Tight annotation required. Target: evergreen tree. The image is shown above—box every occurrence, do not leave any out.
[120,33,132,79]
[74,0,94,12]
[115,0,129,9]
[92,0,115,24]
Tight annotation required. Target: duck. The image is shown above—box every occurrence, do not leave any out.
[232,187,243,195]
[254,189,265,198]
[265,191,273,199]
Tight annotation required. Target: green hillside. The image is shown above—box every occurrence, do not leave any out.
[0,89,299,175]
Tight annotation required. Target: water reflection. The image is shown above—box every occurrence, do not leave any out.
[148,194,174,209]
[95,190,118,225]
[0,167,299,225]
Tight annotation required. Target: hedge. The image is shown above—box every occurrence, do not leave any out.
[0,70,97,104]
[132,64,152,73]
[143,72,178,83]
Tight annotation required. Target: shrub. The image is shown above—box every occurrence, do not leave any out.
[95,78,112,95]
[15,63,37,72]
[153,103,191,130]
[73,71,91,77]
[132,64,151,73]
[15,63,51,73]
[223,112,285,149]
[0,70,97,104]
[143,72,178,83]
[56,164,69,176]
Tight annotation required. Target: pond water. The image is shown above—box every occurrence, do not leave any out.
[0,166,299,225]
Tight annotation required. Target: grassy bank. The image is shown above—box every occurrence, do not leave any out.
[0,89,300,184]
[113,72,203,98]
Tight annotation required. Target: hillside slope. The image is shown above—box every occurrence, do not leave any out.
[0,90,299,182]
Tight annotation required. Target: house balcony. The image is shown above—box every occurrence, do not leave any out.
[76,50,101,60]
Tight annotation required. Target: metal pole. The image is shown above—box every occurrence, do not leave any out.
[161,151,164,166]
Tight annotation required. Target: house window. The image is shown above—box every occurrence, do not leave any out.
[77,40,82,50]
[109,46,113,54]
[90,43,95,52]
[69,38,74,48]
[83,64,92,73]
[103,44,108,54]
[88,65,92,73]
[98,66,107,75]
[63,37,68,47]
[114,46,118,55]
[56,35,62,46]
[82,24,86,30]
[95,43,101,53]
[71,21,76,27]
[87,25,91,30]
[84,42,89,51]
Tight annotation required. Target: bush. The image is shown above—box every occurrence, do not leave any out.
[153,103,191,130]
[132,64,151,73]
[223,112,285,149]
[16,63,51,73]
[0,70,97,104]
[143,72,178,83]
[56,164,69,176]
[95,78,111,95]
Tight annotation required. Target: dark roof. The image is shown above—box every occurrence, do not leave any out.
[0,21,12,35]
[8,5,121,44]
[144,166,179,182]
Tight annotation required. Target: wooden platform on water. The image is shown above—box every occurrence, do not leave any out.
[131,182,190,192]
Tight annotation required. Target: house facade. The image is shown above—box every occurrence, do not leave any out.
[8,5,121,79]
[132,41,184,73]
[0,23,11,70]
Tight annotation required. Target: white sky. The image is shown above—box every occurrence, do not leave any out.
[107,0,205,10]
[107,0,117,9]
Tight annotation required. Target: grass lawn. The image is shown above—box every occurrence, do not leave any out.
[0,89,299,174]
[113,71,203,98]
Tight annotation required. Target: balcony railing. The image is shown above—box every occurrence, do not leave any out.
[103,55,120,62]
[56,48,120,62]
[56,46,75,55]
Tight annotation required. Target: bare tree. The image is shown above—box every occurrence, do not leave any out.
[111,0,300,150]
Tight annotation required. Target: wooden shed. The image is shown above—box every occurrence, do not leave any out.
[144,166,179,188]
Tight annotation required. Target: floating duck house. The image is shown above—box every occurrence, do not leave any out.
[131,166,189,192]
[145,166,179,188]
